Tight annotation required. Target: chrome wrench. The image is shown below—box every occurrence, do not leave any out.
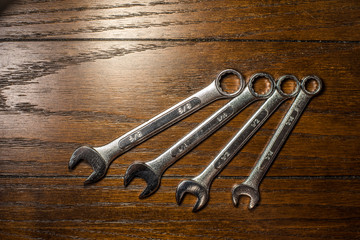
[69,69,245,184]
[232,75,323,209]
[176,75,301,212]
[124,73,275,198]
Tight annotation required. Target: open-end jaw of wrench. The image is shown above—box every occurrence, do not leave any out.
[176,75,301,212]
[124,73,275,198]
[232,75,323,209]
[69,69,245,184]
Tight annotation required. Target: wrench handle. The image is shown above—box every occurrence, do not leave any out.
[147,88,256,174]
[115,83,217,154]
[194,90,290,186]
[146,73,277,176]
[170,89,257,159]
[245,76,322,188]
[98,70,245,164]
[117,96,203,152]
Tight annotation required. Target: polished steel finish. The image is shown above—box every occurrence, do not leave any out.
[176,75,301,212]
[69,69,245,184]
[232,76,322,209]
[124,73,275,198]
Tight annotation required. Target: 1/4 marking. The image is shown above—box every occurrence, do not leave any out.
[217,112,229,122]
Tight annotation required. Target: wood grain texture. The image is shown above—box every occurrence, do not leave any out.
[0,0,359,40]
[0,0,359,239]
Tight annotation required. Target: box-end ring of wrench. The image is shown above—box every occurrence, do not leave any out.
[124,73,275,199]
[232,75,323,209]
[176,75,301,212]
[68,69,245,184]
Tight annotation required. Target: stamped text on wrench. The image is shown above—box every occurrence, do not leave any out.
[124,73,275,198]
[68,69,244,184]
[176,75,301,212]
[232,75,323,209]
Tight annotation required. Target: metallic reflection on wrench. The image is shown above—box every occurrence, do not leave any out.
[124,73,275,198]
[69,70,245,184]
[232,76,322,209]
[176,75,300,212]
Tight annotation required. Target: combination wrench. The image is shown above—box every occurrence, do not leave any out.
[124,73,275,198]
[232,75,323,209]
[176,75,301,212]
[68,69,245,184]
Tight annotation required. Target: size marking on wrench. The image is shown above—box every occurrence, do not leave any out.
[124,73,275,199]
[214,109,268,170]
[68,69,245,184]
[118,97,201,151]
[171,105,234,158]
[176,75,301,212]
[232,76,322,210]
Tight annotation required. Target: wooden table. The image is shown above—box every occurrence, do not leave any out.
[1,1,359,239]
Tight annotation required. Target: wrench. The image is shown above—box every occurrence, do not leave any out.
[232,75,322,209]
[176,75,300,212]
[69,69,245,184]
[124,73,275,198]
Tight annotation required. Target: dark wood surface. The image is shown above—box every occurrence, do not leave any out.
[1,1,359,239]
